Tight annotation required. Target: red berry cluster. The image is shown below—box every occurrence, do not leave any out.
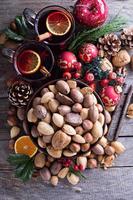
[58,158,84,172]
[63,62,82,79]
[100,71,125,88]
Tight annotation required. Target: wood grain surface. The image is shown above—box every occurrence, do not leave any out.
[0,0,133,199]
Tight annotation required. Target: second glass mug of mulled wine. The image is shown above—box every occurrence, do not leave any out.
[23,6,75,51]
[2,41,54,82]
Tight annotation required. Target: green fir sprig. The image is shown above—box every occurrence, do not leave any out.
[69,166,86,179]
[7,154,35,182]
[68,16,126,53]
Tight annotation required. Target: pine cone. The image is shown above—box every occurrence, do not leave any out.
[8,81,33,107]
[120,27,133,48]
[97,33,121,57]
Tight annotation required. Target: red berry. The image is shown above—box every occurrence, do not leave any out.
[109,72,117,80]
[116,77,125,85]
[67,159,72,165]
[63,71,72,79]
[78,164,84,171]
[73,72,81,79]
[64,163,70,167]
[74,165,79,171]
[100,79,109,87]
[89,82,96,91]
[73,62,82,70]
[85,72,94,83]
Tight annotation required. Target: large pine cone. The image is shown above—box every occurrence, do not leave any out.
[120,27,133,48]
[97,33,121,57]
[8,81,33,107]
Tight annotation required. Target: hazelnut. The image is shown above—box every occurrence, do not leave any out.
[72,103,82,113]
[82,120,93,131]
[50,176,59,186]
[83,133,93,143]
[87,159,97,169]
[10,126,20,138]
[9,139,15,150]
[7,115,17,126]
[75,126,84,135]
[69,143,80,153]
[105,145,115,155]
[34,153,46,168]
[32,97,41,107]
[81,143,90,152]
[17,107,25,121]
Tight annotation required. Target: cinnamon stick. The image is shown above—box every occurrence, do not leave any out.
[36,32,52,42]
[107,84,127,141]
[113,85,133,140]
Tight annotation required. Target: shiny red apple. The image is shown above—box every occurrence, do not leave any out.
[74,0,108,28]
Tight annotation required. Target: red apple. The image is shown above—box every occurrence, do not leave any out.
[74,0,108,28]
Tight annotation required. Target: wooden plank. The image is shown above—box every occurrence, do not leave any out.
[0,137,133,168]
[0,167,133,200]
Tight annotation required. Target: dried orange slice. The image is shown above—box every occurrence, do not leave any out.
[14,136,38,157]
[46,11,71,36]
[17,50,41,75]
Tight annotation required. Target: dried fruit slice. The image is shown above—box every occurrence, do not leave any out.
[14,136,38,157]
[17,50,41,75]
[46,11,71,36]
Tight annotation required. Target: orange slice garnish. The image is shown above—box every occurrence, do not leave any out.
[17,50,41,75]
[46,11,71,36]
[14,136,38,157]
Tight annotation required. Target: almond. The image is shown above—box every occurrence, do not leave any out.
[77,156,87,170]
[67,173,79,185]
[52,113,64,127]
[37,121,54,136]
[52,130,71,150]
[62,124,76,136]
[72,134,85,144]
[63,150,77,157]
[46,146,62,158]
[41,92,54,104]
[58,167,69,179]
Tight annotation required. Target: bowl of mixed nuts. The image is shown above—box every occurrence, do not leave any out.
[25,79,106,158]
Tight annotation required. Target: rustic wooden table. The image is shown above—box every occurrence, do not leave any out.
[0,0,133,199]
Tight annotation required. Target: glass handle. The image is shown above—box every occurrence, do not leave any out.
[2,48,15,63]
[23,8,37,27]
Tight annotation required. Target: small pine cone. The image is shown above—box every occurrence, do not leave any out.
[120,27,133,48]
[97,33,121,57]
[8,81,33,107]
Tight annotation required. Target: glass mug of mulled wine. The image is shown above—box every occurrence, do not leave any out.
[23,6,75,51]
[2,41,54,82]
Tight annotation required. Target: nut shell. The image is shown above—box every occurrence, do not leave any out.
[83,94,94,108]
[56,80,70,95]
[46,146,62,158]
[41,92,54,104]
[52,130,71,150]
[67,173,79,185]
[33,105,47,119]
[70,89,84,103]
[65,113,82,126]
[62,124,76,136]
[72,134,85,144]
[37,121,54,136]
[52,113,64,127]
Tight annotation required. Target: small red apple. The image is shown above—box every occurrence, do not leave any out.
[74,0,108,28]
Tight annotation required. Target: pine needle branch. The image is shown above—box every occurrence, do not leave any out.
[68,16,126,53]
